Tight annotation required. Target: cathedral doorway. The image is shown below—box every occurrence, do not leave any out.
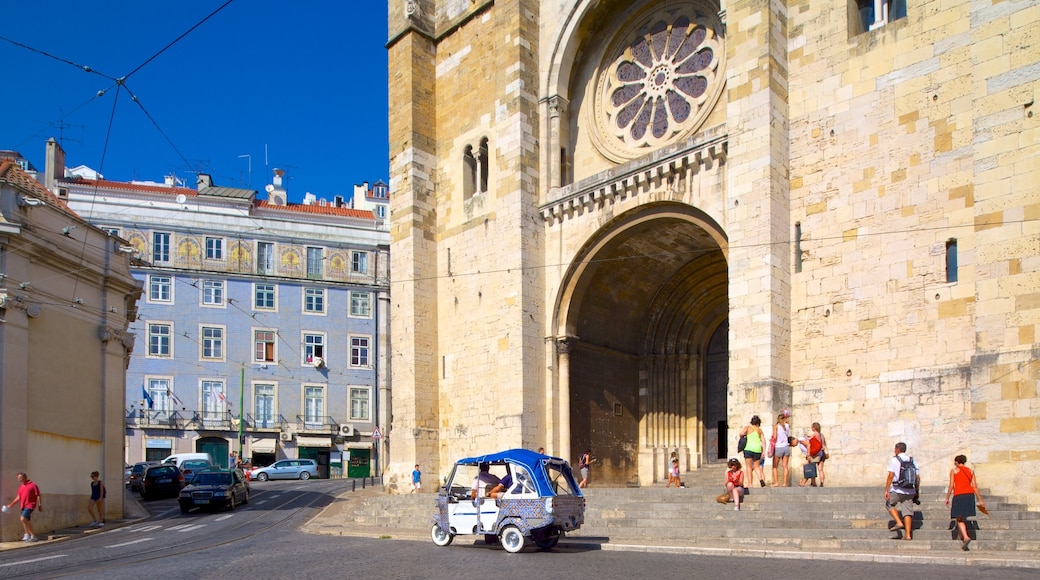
[559,202,728,485]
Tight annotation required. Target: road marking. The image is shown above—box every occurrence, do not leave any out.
[166,524,206,532]
[215,514,234,521]
[133,525,163,532]
[0,555,67,567]
[105,538,153,548]
[256,500,267,505]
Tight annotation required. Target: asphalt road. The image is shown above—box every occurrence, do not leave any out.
[0,479,1033,580]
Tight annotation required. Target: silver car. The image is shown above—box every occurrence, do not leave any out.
[249,459,319,481]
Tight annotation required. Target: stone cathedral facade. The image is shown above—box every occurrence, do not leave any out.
[385,0,1039,506]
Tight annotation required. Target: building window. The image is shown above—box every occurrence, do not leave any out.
[147,378,172,413]
[202,380,226,422]
[349,291,372,318]
[376,205,387,219]
[478,137,489,193]
[304,386,325,426]
[202,280,225,306]
[946,239,958,283]
[254,384,275,428]
[104,227,121,237]
[153,232,171,263]
[205,237,224,260]
[350,336,370,367]
[149,275,172,302]
[254,330,276,363]
[850,0,906,36]
[306,247,323,279]
[349,387,370,421]
[148,323,172,357]
[463,145,476,201]
[254,283,276,310]
[201,326,224,360]
[304,287,325,314]
[257,242,275,275]
[351,251,369,274]
[303,333,325,365]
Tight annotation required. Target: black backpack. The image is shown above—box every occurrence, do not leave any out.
[894,456,918,489]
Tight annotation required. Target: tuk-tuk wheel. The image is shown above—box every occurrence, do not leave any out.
[500,525,525,553]
[431,524,454,546]
[534,528,561,549]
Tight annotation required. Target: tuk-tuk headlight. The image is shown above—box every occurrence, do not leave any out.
[545,498,554,513]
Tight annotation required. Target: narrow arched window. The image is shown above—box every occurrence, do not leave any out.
[462,145,476,201]
[945,239,958,283]
[478,137,489,194]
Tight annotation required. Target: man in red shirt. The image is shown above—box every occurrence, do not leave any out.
[5,472,43,542]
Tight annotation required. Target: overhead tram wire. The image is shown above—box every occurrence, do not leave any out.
[119,0,236,82]
[0,34,119,82]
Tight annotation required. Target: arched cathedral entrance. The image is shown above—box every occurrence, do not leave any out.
[556,203,727,486]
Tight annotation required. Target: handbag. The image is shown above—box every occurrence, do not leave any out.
[767,436,776,458]
[803,462,818,479]
[716,492,730,504]
[737,435,747,453]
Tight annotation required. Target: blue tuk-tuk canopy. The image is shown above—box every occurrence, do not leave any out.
[455,448,582,498]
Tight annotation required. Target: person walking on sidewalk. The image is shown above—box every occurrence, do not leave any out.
[578,449,595,488]
[885,442,919,541]
[87,471,106,528]
[739,415,766,488]
[945,454,985,551]
[411,464,422,493]
[5,472,43,542]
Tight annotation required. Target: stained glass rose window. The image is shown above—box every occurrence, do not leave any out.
[592,2,724,161]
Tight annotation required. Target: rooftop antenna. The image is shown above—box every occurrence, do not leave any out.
[237,154,252,187]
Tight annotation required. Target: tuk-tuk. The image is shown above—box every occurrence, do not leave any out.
[431,448,585,553]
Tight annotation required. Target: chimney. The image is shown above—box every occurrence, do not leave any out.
[44,137,66,193]
[267,168,287,206]
[197,174,213,189]
[164,175,176,186]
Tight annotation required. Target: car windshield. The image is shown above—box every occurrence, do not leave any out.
[148,467,176,477]
[182,460,210,469]
[193,473,232,486]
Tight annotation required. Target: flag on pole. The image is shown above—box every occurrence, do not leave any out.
[167,387,183,407]
[142,385,154,409]
[216,390,228,406]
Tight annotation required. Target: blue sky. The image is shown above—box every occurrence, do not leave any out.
[0,1,389,203]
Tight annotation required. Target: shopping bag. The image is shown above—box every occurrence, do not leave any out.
[802,462,818,479]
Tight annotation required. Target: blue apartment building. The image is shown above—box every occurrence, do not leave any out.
[45,142,390,478]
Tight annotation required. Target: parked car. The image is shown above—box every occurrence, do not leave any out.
[125,464,132,487]
[179,469,249,513]
[141,464,185,500]
[249,459,319,481]
[431,448,585,553]
[129,461,162,492]
[179,459,213,483]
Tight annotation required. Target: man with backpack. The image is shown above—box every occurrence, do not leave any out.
[885,442,920,540]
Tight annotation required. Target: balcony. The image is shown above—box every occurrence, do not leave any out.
[247,413,285,432]
[126,409,187,430]
[295,415,339,435]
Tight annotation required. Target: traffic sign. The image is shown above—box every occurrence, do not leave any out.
[371,426,382,439]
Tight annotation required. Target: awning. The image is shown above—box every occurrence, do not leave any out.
[341,442,372,450]
[296,436,331,448]
[250,438,277,454]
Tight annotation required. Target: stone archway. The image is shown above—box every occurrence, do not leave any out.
[557,202,727,486]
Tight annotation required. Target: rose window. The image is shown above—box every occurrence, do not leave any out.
[592,3,725,161]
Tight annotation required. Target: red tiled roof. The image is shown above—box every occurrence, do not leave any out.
[65,177,197,197]
[0,160,79,217]
[254,200,375,219]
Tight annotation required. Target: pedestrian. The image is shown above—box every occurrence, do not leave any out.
[87,471,106,528]
[4,472,43,542]
[725,458,745,511]
[770,410,792,486]
[797,423,825,487]
[229,450,239,468]
[739,415,766,487]
[411,464,422,493]
[578,448,595,488]
[945,454,985,551]
[537,447,545,455]
[885,441,919,541]
[666,456,681,488]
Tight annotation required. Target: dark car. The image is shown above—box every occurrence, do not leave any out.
[141,464,185,500]
[179,469,249,513]
[129,461,161,492]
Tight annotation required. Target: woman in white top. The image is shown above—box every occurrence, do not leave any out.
[771,410,792,487]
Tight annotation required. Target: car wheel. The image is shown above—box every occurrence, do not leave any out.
[500,525,525,553]
[242,490,249,504]
[431,524,454,547]
[300,471,311,480]
[256,472,269,482]
[180,504,190,514]
[533,528,561,549]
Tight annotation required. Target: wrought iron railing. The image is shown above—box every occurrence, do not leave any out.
[295,415,339,434]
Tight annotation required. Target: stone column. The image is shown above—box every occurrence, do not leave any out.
[555,337,573,464]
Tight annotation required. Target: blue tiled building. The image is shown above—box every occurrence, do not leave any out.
[50,149,390,477]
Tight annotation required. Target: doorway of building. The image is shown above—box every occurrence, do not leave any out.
[299,447,330,479]
[197,437,230,468]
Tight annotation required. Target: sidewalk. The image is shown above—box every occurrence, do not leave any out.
[0,487,149,552]
[301,487,1040,570]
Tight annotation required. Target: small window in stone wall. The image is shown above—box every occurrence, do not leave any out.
[462,137,490,201]
[946,239,958,283]
[849,0,906,37]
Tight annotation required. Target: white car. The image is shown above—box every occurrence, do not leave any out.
[249,459,319,481]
